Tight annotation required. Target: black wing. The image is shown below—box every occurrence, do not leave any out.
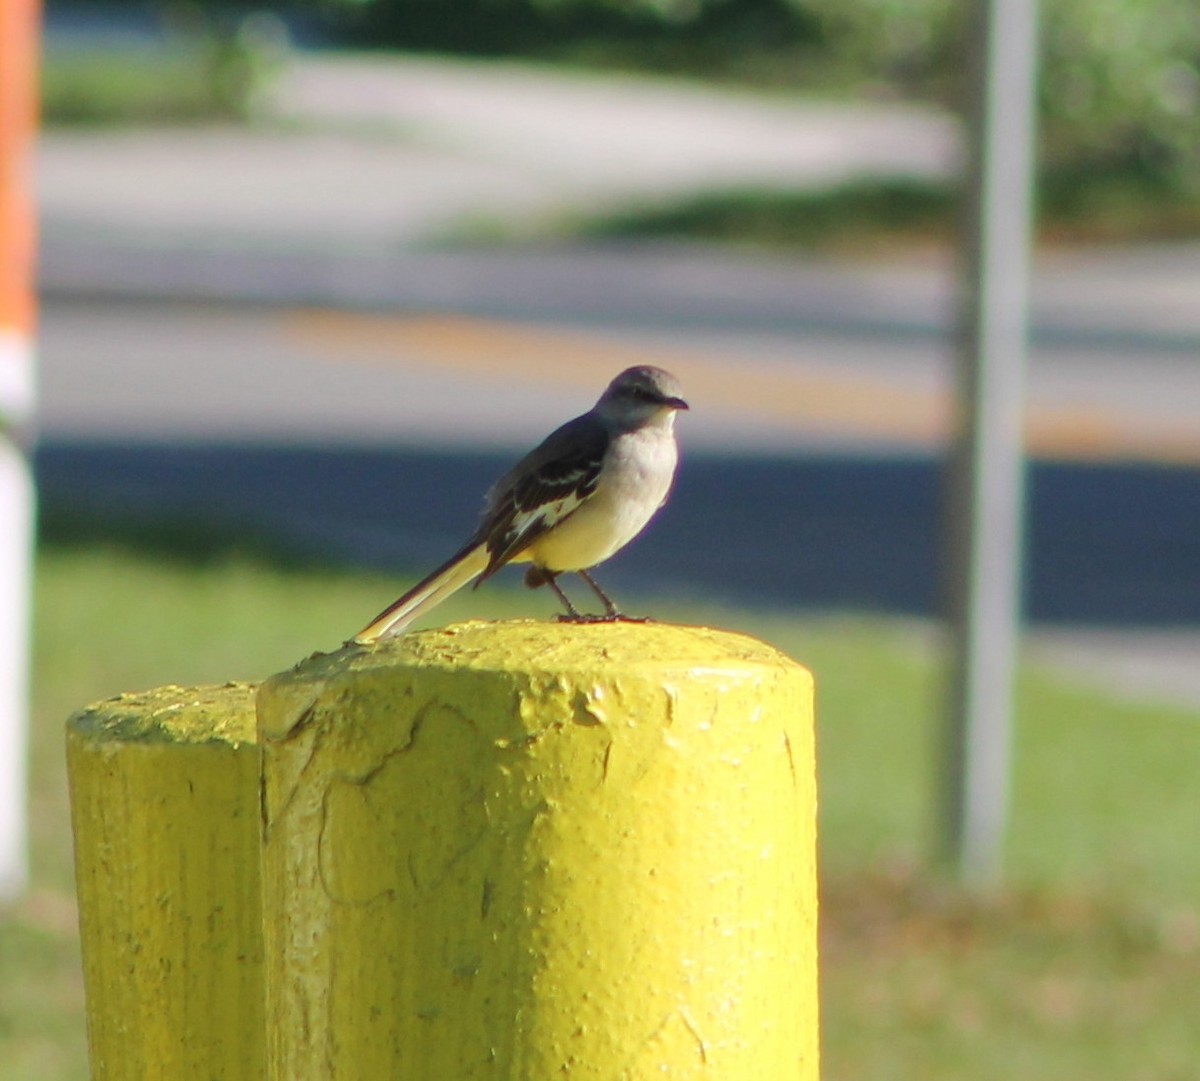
[473,412,609,581]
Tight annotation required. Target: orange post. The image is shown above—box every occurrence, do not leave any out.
[0,0,40,896]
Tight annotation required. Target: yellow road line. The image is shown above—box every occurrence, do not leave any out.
[283,309,1200,464]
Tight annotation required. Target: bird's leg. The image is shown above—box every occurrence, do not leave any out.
[576,569,620,619]
[547,576,588,622]
[576,569,648,623]
[526,566,587,622]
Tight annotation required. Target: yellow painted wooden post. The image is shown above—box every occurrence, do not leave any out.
[259,620,818,1079]
[66,683,264,1081]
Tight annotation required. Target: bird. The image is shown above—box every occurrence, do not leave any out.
[353,365,689,643]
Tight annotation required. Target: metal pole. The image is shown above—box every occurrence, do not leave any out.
[941,0,1038,884]
[0,0,40,898]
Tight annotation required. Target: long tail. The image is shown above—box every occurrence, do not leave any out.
[353,543,490,643]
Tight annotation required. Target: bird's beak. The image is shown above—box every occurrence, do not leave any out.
[664,396,689,411]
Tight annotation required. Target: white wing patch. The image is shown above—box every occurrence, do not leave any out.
[507,491,588,550]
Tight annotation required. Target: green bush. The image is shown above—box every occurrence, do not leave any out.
[325,0,1197,194]
[1036,0,1199,185]
[552,0,1198,214]
[327,0,822,76]
[41,8,288,126]
[800,0,1200,191]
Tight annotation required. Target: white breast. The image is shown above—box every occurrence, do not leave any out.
[527,422,679,573]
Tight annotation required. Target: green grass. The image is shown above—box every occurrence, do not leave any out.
[572,179,959,254]
[41,45,264,127]
[4,544,1199,1080]
[568,175,1200,252]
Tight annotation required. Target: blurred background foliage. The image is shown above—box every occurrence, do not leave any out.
[42,2,289,123]
[802,0,1200,220]
[42,0,1200,242]
[327,0,1200,198]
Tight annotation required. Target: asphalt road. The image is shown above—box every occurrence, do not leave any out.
[36,439,1200,627]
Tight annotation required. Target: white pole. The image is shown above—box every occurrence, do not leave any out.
[0,0,40,898]
[0,357,34,899]
[941,0,1039,884]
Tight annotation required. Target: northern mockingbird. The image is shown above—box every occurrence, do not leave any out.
[354,365,688,642]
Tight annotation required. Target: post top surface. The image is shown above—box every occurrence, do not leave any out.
[309,619,802,681]
[259,621,810,742]
[67,682,259,746]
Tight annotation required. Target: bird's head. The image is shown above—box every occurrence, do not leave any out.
[595,366,689,430]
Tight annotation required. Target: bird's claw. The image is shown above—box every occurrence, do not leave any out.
[556,612,651,624]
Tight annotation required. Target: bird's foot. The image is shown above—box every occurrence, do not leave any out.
[556,612,651,624]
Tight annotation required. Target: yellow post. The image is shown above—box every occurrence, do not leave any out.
[66,683,264,1081]
[259,620,818,1079]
